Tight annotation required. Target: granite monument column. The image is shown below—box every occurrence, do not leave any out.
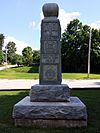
[40,3,61,85]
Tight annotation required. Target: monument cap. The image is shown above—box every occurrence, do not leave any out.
[42,3,59,17]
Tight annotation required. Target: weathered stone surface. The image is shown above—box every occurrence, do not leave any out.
[13,96,87,120]
[14,119,87,128]
[41,21,60,40]
[30,84,70,102]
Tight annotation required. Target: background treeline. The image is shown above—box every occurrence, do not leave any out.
[61,19,100,73]
[0,19,100,73]
[0,38,40,67]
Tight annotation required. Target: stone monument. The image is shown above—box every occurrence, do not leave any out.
[12,3,87,128]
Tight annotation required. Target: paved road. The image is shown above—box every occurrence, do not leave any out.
[0,65,99,90]
[0,65,17,70]
[0,79,100,90]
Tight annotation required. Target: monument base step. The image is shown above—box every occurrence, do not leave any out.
[14,119,87,128]
[30,84,70,102]
[12,96,87,128]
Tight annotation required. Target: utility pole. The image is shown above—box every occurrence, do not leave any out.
[87,28,92,78]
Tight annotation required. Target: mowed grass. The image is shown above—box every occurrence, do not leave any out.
[0,90,100,133]
[0,67,39,79]
[0,66,100,79]
[62,73,100,79]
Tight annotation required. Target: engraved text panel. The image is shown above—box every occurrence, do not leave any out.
[42,54,59,63]
[43,40,58,53]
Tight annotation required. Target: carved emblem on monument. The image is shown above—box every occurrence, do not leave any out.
[43,65,57,81]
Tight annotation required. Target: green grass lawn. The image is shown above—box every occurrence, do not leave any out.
[0,66,100,79]
[0,90,100,133]
[0,67,39,79]
[62,73,100,79]
[0,71,39,79]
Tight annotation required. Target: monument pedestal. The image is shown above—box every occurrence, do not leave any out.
[13,84,87,128]
[13,96,87,128]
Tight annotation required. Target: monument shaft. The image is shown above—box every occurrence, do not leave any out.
[39,14,62,85]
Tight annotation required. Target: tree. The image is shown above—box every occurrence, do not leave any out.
[90,28,100,73]
[0,34,5,50]
[6,41,17,64]
[33,50,40,64]
[78,25,90,72]
[15,54,23,66]
[0,51,3,64]
[61,19,85,72]
[22,46,33,66]
[61,19,100,73]
[0,34,5,64]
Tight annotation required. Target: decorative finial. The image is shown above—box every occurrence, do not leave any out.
[42,3,59,17]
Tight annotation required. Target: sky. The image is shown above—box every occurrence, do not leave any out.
[0,0,100,54]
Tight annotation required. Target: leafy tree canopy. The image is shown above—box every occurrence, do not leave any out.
[22,46,33,66]
[61,19,100,73]
[6,41,17,64]
[0,34,5,50]
[33,50,40,64]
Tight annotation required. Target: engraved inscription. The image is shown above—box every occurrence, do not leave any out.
[42,22,59,39]
[43,40,57,53]
[51,31,58,36]
[43,65,57,81]
[43,23,58,31]
[43,31,58,37]
[42,54,59,63]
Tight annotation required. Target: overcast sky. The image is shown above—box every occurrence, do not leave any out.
[0,0,100,54]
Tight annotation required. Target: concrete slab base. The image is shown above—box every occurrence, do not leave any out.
[13,96,87,128]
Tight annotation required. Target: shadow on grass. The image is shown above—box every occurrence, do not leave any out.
[94,82,100,85]
[0,90,100,133]
[0,91,29,123]
[71,90,100,130]
[28,66,39,73]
